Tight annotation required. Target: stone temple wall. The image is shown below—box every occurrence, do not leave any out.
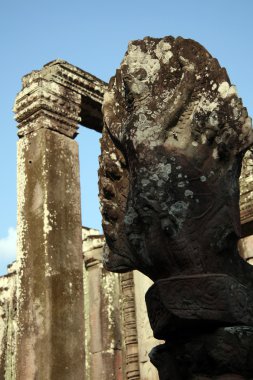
[0,262,17,380]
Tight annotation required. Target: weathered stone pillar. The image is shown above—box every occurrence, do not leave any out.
[82,228,124,380]
[240,148,253,227]
[14,62,85,379]
[133,271,160,380]
[239,149,253,263]
[0,262,17,380]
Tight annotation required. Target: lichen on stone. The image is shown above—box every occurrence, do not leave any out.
[99,36,253,281]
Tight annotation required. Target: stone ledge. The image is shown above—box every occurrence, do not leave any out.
[146,274,253,339]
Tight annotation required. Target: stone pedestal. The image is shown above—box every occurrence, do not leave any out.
[149,327,253,380]
[146,275,253,379]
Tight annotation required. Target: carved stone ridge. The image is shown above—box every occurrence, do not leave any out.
[120,272,140,380]
[14,59,107,138]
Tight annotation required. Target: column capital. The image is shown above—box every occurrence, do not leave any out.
[14,60,107,138]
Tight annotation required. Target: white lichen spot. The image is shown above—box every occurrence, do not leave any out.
[192,141,198,147]
[212,148,218,159]
[228,85,237,97]
[141,179,150,187]
[179,56,195,72]
[218,82,237,99]
[197,97,218,113]
[130,80,149,95]
[156,163,172,180]
[102,273,116,330]
[139,113,147,122]
[169,201,189,228]
[212,83,217,90]
[45,262,52,277]
[201,134,207,144]
[110,153,117,161]
[242,117,252,134]
[134,121,161,148]
[155,40,173,64]
[150,174,159,181]
[125,44,161,83]
[233,107,239,119]
[43,205,53,236]
[185,190,193,198]
[200,176,206,182]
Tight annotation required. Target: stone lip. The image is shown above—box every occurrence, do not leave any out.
[149,326,253,379]
[145,274,253,340]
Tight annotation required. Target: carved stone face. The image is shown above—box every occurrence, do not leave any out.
[99,36,253,281]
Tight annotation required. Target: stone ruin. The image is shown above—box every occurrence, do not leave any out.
[0,36,252,379]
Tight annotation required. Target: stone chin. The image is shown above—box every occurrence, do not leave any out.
[99,36,253,282]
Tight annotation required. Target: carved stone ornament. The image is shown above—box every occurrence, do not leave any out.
[99,36,253,281]
[99,36,253,379]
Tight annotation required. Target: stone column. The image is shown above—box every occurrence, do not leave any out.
[82,228,124,380]
[239,149,253,263]
[0,262,17,380]
[133,271,160,380]
[240,148,253,226]
[14,63,85,379]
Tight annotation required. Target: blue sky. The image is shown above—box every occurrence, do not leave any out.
[0,0,253,275]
